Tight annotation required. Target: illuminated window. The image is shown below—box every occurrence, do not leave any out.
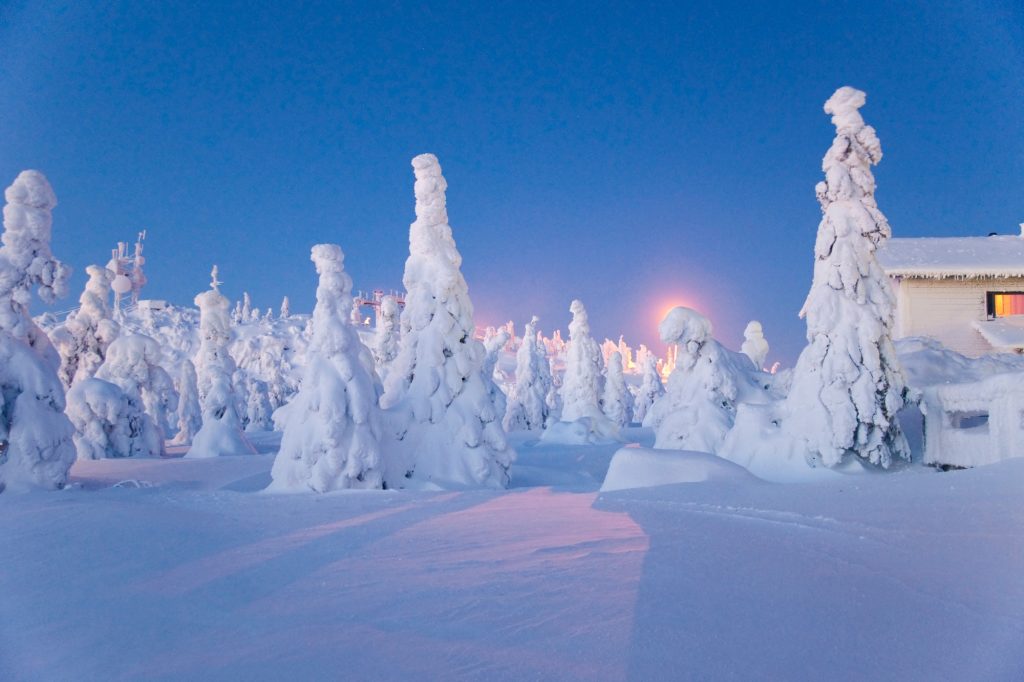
[987,292,1024,318]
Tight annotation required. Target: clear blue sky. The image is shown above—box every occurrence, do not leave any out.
[1,1,1022,364]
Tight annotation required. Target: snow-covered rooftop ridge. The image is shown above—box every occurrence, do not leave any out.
[877,234,1024,278]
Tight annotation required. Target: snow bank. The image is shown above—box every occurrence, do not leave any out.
[600,446,756,492]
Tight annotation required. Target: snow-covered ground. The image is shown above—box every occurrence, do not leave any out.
[3,429,1022,681]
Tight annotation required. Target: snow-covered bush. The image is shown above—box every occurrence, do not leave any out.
[186,268,253,458]
[783,86,909,469]
[740,320,769,371]
[503,316,552,432]
[601,351,634,427]
[269,244,384,492]
[95,333,178,444]
[51,264,120,388]
[646,307,756,453]
[380,154,513,489]
[172,359,201,445]
[0,170,76,492]
[372,293,400,380]
[66,377,162,459]
[634,353,665,424]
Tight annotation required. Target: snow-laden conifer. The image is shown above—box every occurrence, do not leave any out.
[634,353,665,425]
[601,351,634,428]
[186,267,253,458]
[172,359,202,445]
[380,154,513,489]
[52,265,120,388]
[503,316,551,432]
[372,293,400,380]
[741,320,769,371]
[0,171,75,492]
[269,244,384,491]
[784,86,909,469]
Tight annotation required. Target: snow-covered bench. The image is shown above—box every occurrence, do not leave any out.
[920,372,1024,468]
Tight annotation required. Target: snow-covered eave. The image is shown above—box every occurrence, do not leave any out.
[884,268,1024,280]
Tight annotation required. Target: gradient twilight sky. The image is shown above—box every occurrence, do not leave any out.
[1,1,1022,364]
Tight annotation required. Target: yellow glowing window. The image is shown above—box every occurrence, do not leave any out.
[987,292,1024,318]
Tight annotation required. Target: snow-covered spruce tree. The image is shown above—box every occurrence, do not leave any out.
[741,320,769,371]
[280,296,291,318]
[269,244,384,491]
[483,327,510,420]
[503,316,551,432]
[634,352,665,425]
[540,345,560,423]
[559,300,607,423]
[646,307,749,453]
[0,170,75,492]
[240,292,252,322]
[172,358,202,445]
[51,264,120,388]
[783,86,909,469]
[601,350,634,428]
[66,377,161,459]
[94,333,177,455]
[186,267,253,458]
[380,154,513,489]
[244,377,274,432]
[372,293,400,381]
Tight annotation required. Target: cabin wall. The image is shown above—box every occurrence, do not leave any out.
[892,276,1024,356]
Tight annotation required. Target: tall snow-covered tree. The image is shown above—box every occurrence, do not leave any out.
[559,300,606,423]
[186,267,253,458]
[172,358,202,445]
[601,351,634,428]
[483,327,510,420]
[784,86,909,469]
[634,353,665,425]
[0,170,76,492]
[503,316,551,432]
[372,293,400,380]
[740,320,769,371]
[270,244,384,491]
[280,296,291,318]
[51,264,120,388]
[240,292,252,322]
[380,153,513,489]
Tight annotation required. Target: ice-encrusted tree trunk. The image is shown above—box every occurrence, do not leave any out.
[269,244,384,491]
[740,320,769,371]
[601,351,634,428]
[372,294,400,381]
[380,154,513,489]
[52,264,120,388]
[634,353,665,425]
[172,358,201,445]
[784,86,909,469]
[503,316,551,432]
[0,170,76,492]
[186,267,253,458]
[559,300,606,423]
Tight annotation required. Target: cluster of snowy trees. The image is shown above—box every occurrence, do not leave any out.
[4,85,918,494]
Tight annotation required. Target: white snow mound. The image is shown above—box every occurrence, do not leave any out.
[601,446,756,492]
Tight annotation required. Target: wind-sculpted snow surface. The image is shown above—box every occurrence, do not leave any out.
[0,171,75,492]
[380,154,513,489]
[269,244,384,492]
[784,86,909,469]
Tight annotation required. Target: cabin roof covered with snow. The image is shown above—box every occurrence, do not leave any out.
[877,235,1024,279]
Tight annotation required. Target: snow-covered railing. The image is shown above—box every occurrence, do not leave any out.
[920,372,1024,468]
